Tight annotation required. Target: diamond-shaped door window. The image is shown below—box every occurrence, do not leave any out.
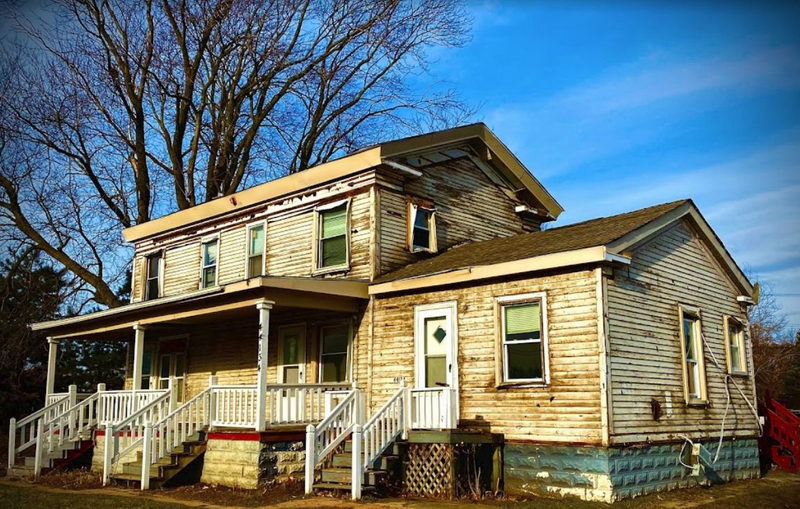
[433,326,447,343]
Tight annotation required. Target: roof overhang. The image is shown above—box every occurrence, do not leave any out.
[121,123,562,243]
[368,246,629,295]
[33,277,369,339]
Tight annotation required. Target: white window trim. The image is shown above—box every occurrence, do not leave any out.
[199,235,220,289]
[495,292,550,387]
[723,315,748,376]
[317,321,352,383]
[678,304,708,405]
[245,220,267,279]
[408,202,438,253]
[144,251,165,301]
[313,199,351,275]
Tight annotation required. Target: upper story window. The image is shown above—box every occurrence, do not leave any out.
[145,252,162,301]
[678,305,707,404]
[497,293,549,385]
[247,222,266,278]
[316,201,349,271]
[408,202,437,253]
[725,316,747,375]
[201,238,219,288]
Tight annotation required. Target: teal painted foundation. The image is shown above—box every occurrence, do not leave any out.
[505,438,760,502]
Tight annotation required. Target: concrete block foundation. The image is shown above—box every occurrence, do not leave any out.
[505,438,760,502]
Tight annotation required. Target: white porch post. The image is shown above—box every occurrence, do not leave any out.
[255,300,273,432]
[132,324,146,403]
[45,337,59,399]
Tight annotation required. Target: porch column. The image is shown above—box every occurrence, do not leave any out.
[45,337,59,399]
[255,300,273,432]
[132,323,146,394]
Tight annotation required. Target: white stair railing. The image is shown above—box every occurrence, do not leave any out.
[140,387,213,490]
[360,386,406,471]
[410,387,457,429]
[98,389,167,425]
[304,387,362,494]
[7,393,70,471]
[102,389,172,485]
[266,383,351,426]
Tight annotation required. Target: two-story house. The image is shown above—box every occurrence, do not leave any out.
[8,124,761,502]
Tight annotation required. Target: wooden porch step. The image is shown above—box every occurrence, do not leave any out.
[332,453,399,470]
[311,482,376,492]
[110,437,206,489]
[320,467,384,485]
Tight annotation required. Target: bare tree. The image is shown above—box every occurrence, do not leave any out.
[0,0,472,307]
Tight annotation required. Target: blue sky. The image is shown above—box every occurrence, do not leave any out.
[419,1,800,332]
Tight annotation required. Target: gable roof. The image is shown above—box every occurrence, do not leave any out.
[370,199,753,297]
[122,123,562,243]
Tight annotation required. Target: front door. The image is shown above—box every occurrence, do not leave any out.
[158,352,186,403]
[414,302,458,428]
[277,324,306,421]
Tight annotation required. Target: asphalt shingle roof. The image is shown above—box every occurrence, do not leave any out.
[375,199,690,283]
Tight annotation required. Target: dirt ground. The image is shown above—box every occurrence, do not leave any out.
[1,470,799,509]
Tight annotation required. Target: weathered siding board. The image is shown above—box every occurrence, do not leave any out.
[377,158,527,275]
[366,270,603,443]
[218,227,246,285]
[606,220,758,444]
[163,243,201,296]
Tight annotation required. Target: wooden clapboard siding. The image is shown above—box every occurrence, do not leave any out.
[605,219,758,444]
[366,270,603,444]
[163,243,201,296]
[219,227,246,285]
[377,158,527,275]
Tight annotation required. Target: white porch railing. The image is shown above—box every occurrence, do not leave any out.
[410,387,457,429]
[210,385,257,428]
[98,390,168,425]
[102,389,173,484]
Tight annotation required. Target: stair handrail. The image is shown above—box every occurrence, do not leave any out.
[139,387,213,490]
[360,386,406,473]
[304,387,362,494]
[7,393,70,470]
[102,388,172,485]
[41,389,102,460]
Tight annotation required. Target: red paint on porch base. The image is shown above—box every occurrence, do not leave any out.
[206,430,305,443]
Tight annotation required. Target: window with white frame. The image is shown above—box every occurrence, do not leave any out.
[408,202,437,253]
[317,203,349,270]
[725,316,747,374]
[319,324,349,382]
[498,294,548,384]
[201,238,218,288]
[145,252,162,301]
[247,223,265,278]
[679,306,707,403]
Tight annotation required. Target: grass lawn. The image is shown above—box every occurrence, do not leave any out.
[1,471,799,508]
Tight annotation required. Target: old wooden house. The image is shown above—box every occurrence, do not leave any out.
[7,124,761,501]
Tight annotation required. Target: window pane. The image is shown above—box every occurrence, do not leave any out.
[322,207,347,238]
[729,323,742,371]
[425,356,447,387]
[148,255,160,277]
[413,227,430,249]
[142,351,152,376]
[506,342,542,380]
[203,266,216,287]
[322,236,347,267]
[160,356,170,378]
[248,255,262,277]
[283,333,300,364]
[174,354,184,375]
[284,366,300,384]
[687,361,699,397]
[322,326,349,354]
[505,303,541,340]
[249,225,264,256]
[414,209,430,229]
[203,241,217,265]
[321,353,347,382]
[683,317,696,361]
[424,317,448,356]
[147,278,160,300]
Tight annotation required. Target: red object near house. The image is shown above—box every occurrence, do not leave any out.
[763,397,800,473]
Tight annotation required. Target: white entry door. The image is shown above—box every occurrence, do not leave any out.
[413,302,458,428]
[277,325,306,421]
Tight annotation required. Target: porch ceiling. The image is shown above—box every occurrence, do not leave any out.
[32,276,368,341]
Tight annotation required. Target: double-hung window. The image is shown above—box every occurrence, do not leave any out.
[317,202,349,270]
[408,202,437,253]
[201,238,219,288]
[497,293,548,384]
[145,252,162,301]
[247,223,266,278]
[319,324,349,383]
[724,316,747,375]
[678,305,707,404]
